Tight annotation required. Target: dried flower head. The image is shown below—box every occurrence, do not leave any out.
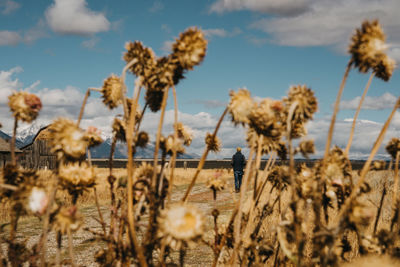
[145,88,165,112]
[349,20,391,75]
[143,56,178,94]
[112,118,126,142]
[53,206,83,234]
[28,187,48,215]
[176,122,193,146]
[49,118,87,161]
[322,146,352,185]
[248,98,282,138]
[8,91,42,122]
[284,85,318,122]
[246,128,282,155]
[136,131,149,148]
[59,162,96,195]
[172,27,207,70]
[160,135,185,155]
[373,53,396,81]
[228,89,254,126]
[101,74,123,109]
[206,170,226,192]
[123,41,156,77]
[84,126,103,147]
[386,138,400,159]
[297,140,315,158]
[205,133,221,152]
[370,160,387,171]
[158,204,204,249]
[298,165,317,199]
[348,200,374,227]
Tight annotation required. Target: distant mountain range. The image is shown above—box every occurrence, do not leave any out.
[0,123,197,159]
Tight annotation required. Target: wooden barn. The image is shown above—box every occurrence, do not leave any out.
[20,126,56,169]
[0,137,22,168]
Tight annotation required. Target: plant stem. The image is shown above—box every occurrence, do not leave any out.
[94,187,106,235]
[338,97,400,221]
[182,107,228,202]
[392,151,400,218]
[253,135,263,200]
[67,228,76,267]
[167,85,179,203]
[324,60,352,159]
[373,178,387,235]
[77,88,91,127]
[344,73,375,155]
[10,118,18,165]
[56,232,61,267]
[125,77,147,267]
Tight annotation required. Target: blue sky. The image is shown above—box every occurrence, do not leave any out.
[1,0,400,159]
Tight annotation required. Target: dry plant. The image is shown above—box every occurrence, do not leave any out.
[0,20,399,266]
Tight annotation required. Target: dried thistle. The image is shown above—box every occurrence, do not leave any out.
[172,27,207,70]
[228,88,254,126]
[284,85,318,122]
[160,135,185,155]
[84,126,103,148]
[297,140,315,158]
[101,74,123,109]
[205,133,221,152]
[123,41,156,77]
[136,131,149,148]
[53,206,83,235]
[8,91,42,122]
[349,20,394,79]
[158,204,204,250]
[49,118,88,161]
[386,138,400,159]
[176,122,193,146]
[248,98,282,138]
[59,162,96,195]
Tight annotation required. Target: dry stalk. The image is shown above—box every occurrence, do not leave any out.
[10,118,17,165]
[338,97,400,222]
[344,73,375,155]
[94,187,107,235]
[167,85,179,203]
[253,135,264,200]
[182,107,228,202]
[76,88,91,127]
[67,228,76,267]
[324,60,352,159]
[125,76,147,266]
[373,177,387,234]
[392,151,400,218]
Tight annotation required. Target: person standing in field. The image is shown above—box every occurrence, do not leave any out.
[232,147,246,193]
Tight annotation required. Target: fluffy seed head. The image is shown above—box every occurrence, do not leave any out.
[136,131,149,148]
[28,187,48,215]
[49,118,87,161]
[248,98,282,138]
[101,74,123,109]
[284,85,318,122]
[53,206,83,235]
[176,122,193,146]
[205,133,221,152]
[123,41,156,77]
[158,204,204,249]
[207,170,226,192]
[386,138,400,159]
[349,20,395,79]
[297,140,315,158]
[228,89,254,126]
[59,162,96,194]
[84,126,103,147]
[172,27,207,70]
[8,91,42,122]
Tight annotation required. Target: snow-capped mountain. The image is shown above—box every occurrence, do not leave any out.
[0,122,197,159]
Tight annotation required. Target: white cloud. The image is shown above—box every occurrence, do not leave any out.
[161,40,174,53]
[210,0,311,16]
[249,0,400,55]
[0,31,21,46]
[203,27,242,38]
[149,1,164,13]
[45,0,110,35]
[0,67,23,101]
[81,37,99,49]
[24,19,49,44]
[340,92,397,110]
[0,0,20,15]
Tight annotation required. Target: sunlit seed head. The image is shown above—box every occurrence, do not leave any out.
[228,88,254,126]
[101,74,123,109]
[123,41,156,77]
[205,133,221,152]
[8,91,42,122]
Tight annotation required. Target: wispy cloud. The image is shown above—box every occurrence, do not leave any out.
[81,36,100,49]
[209,0,312,16]
[149,1,164,13]
[0,0,20,15]
[193,99,227,109]
[24,19,49,44]
[340,93,397,110]
[203,27,242,38]
[0,31,21,46]
[45,0,110,35]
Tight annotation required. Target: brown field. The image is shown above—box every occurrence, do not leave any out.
[1,167,398,266]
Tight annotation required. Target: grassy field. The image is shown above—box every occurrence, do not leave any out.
[1,167,398,266]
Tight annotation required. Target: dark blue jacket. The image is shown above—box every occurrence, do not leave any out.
[232,151,245,171]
